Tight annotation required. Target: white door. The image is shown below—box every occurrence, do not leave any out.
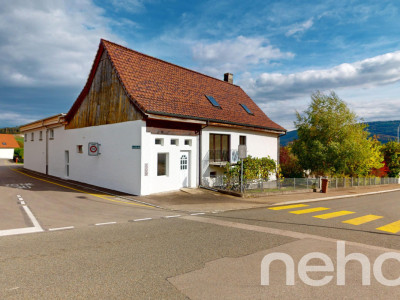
[180,151,189,188]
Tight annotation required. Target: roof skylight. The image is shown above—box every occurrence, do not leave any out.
[205,95,221,108]
[240,103,254,115]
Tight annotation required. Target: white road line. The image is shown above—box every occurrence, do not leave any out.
[190,213,205,216]
[164,215,181,218]
[0,227,42,237]
[95,222,117,226]
[17,195,21,198]
[48,226,74,231]
[20,201,25,205]
[21,204,42,230]
[133,218,152,222]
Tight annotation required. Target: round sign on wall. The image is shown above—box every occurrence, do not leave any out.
[88,142,100,156]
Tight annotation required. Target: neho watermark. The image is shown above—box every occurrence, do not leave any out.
[261,241,400,286]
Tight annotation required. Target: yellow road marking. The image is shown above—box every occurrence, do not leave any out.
[376,221,400,234]
[10,168,152,208]
[269,204,309,210]
[313,210,355,219]
[343,215,383,225]
[290,207,330,214]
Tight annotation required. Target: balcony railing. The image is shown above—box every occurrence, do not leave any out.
[209,149,230,163]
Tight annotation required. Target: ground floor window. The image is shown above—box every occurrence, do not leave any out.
[157,153,168,176]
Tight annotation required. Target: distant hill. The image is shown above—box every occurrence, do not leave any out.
[0,126,20,134]
[280,120,400,146]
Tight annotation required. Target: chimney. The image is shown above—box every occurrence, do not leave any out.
[224,73,233,84]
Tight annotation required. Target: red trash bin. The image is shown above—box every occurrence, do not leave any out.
[321,178,329,193]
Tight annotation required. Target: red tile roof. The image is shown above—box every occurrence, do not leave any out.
[0,134,20,148]
[67,40,285,132]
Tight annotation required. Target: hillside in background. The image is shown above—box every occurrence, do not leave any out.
[0,126,20,134]
[280,120,400,146]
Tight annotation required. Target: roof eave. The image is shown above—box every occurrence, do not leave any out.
[146,110,286,134]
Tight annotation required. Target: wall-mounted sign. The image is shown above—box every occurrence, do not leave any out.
[88,142,101,156]
[132,145,141,149]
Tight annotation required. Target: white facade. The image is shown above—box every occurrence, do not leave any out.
[0,148,14,159]
[201,126,279,186]
[23,121,279,195]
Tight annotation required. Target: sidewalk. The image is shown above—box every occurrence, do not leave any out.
[8,162,400,213]
[137,184,400,212]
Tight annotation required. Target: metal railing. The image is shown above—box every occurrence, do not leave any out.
[201,176,400,194]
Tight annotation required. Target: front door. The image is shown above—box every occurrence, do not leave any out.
[180,151,189,188]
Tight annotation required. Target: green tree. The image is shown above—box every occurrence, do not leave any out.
[279,146,304,178]
[382,141,400,177]
[291,91,383,176]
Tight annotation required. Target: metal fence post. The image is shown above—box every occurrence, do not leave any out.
[294,178,296,190]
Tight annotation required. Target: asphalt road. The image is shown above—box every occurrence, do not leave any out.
[2,159,400,299]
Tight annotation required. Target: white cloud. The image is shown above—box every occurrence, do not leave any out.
[191,36,294,77]
[0,0,121,87]
[285,18,314,37]
[241,50,400,101]
[0,111,39,126]
[111,0,146,13]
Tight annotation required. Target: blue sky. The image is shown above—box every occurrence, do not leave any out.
[1,0,400,130]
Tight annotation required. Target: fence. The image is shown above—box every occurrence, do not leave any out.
[201,176,399,194]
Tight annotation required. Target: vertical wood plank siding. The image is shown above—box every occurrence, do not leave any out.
[66,51,142,129]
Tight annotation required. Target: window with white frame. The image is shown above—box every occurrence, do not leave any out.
[49,129,54,139]
[155,138,164,145]
[39,131,43,141]
[171,139,179,146]
[157,153,168,176]
[31,132,34,141]
[24,134,27,142]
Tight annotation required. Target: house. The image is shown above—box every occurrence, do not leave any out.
[0,134,20,159]
[20,39,285,195]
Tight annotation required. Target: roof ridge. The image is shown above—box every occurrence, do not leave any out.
[100,39,241,88]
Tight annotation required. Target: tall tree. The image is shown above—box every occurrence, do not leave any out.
[292,91,383,176]
[381,141,400,177]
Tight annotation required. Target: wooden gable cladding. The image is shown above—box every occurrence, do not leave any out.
[66,51,143,129]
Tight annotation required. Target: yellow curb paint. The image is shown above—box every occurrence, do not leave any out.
[269,204,309,210]
[376,221,400,234]
[289,207,330,214]
[313,211,355,219]
[343,215,383,225]
[10,168,152,208]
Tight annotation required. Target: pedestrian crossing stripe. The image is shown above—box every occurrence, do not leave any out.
[376,221,400,234]
[268,204,309,210]
[342,215,383,225]
[289,207,330,214]
[313,211,355,219]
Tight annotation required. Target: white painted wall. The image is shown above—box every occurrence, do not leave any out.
[23,130,46,173]
[46,121,144,195]
[0,148,15,159]
[140,129,198,195]
[201,126,279,185]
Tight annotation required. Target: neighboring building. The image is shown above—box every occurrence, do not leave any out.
[20,39,285,196]
[0,134,20,159]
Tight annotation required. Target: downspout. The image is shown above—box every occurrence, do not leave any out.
[199,120,209,187]
[45,128,49,175]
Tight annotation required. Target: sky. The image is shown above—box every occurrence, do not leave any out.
[1,0,400,130]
